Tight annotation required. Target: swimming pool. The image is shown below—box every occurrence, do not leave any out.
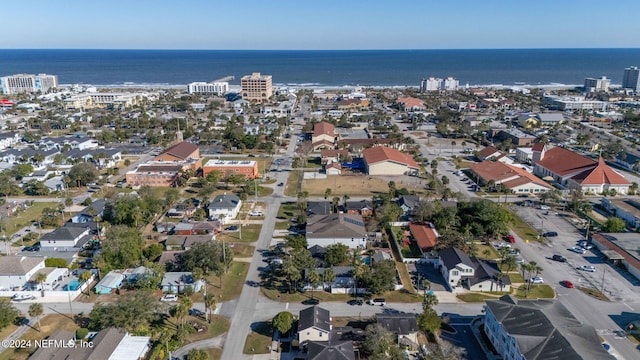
[63,280,81,291]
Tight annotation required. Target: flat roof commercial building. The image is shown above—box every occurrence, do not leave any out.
[187,81,229,95]
[1,73,58,94]
[202,159,259,179]
[241,72,273,102]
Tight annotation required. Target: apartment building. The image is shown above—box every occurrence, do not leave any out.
[0,73,58,94]
[187,81,229,95]
[623,66,640,91]
[241,72,273,102]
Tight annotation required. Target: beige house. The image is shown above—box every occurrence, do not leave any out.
[298,306,331,345]
[362,146,419,175]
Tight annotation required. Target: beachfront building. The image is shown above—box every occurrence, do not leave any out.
[396,97,426,112]
[584,76,610,92]
[0,73,58,94]
[543,95,608,111]
[63,92,149,110]
[362,146,420,176]
[623,66,640,92]
[241,72,273,102]
[187,81,229,95]
[202,159,259,179]
[419,76,458,92]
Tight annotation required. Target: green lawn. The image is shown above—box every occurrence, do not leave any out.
[277,202,297,219]
[229,243,256,258]
[508,273,524,284]
[457,292,511,302]
[243,322,273,354]
[4,201,59,235]
[216,224,262,243]
[261,288,351,303]
[515,284,555,299]
[476,244,500,260]
[274,221,292,230]
[192,262,250,302]
[284,170,301,197]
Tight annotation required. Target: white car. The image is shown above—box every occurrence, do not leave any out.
[248,211,264,216]
[577,265,596,272]
[570,246,587,254]
[160,294,178,302]
[577,241,593,250]
[528,277,544,284]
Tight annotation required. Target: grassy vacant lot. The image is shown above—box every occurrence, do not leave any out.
[476,244,500,260]
[184,314,230,342]
[261,288,351,303]
[277,202,297,219]
[230,243,256,258]
[0,314,77,360]
[5,201,59,235]
[192,262,250,303]
[243,321,273,354]
[284,170,301,197]
[302,175,390,196]
[216,224,262,243]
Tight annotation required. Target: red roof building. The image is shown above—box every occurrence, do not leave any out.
[362,146,419,176]
[409,223,439,253]
[312,122,338,151]
[396,97,426,111]
[471,161,551,194]
[154,141,202,170]
[534,147,630,194]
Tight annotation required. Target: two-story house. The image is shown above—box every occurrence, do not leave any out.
[298,306,332,346]
[208,194,242,224]
[39,227,92,252]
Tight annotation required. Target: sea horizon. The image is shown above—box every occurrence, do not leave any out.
[1,48,639,87]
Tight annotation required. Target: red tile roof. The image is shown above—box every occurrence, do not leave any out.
[313,122,336,137]
[159,141,199,160]
[362,146,419,169]
[531,143,545,152]
[409,223,438,252]
[326,162,342,170]
[478,146,502,159]
[571,157,631,185]
[471,161,551,190]
[535,147,596,176]
[320,149,348,158]
[397,97,426,109]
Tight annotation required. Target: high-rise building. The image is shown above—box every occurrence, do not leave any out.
[622,66,640,91]
[241,72,273,102]
[420,77,442,92]
[0,73,58,94]
[443,77,459,91]
[187,81,229,95]
[583,76,610,92]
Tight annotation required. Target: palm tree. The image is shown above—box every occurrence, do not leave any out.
[28,303,43,331]
[307,269,321,300]
[204,293,216,324]
[323,267,336,290]
[35,272,47,297]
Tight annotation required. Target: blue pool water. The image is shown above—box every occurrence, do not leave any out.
[63,280,81,291]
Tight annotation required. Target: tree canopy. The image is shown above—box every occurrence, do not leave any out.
[94,226,145,273]
[272,311,294,335]
[89,291,160,333]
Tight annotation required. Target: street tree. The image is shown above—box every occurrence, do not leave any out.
[361,324,403,360]
[0,299,20,331]
[28,303,44,331]
[204,294,217,324]
[272,311,294,336]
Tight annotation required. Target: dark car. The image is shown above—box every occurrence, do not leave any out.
[277,182,284,186]
[302,299,320,305]
[189,309,205,317]
[552,254,567,262]
[348,297,364,306]
[24,244,41,252]
[226,225,238,231]
[543,231,558,237]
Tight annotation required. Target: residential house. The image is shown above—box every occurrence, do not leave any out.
[65,148,122,169]
[409,223,439,255]
[71,199,106,223]
[396,195,420,218]
[208,194,241,224]
[484,295,614,360]
[536,112,564,126]
[31,267,69,291]
[0,148,59,165]
[343,200,373,216]
[29,327,151,360]
[315,266,355,294]
[243,123,260,135]
[470,161,552,194]
[95,271,125,294]
[307,201,332,216]
[164,234,215,251]
[39,227,91,252]
[0,256,45,291]
[0,132,21,150]
[154,141,202,170]
[533,146,630,194]
[396,97,426,112]
[298,306,332,345]
[160,272,203,293]
[307,340,355,360]
[312,121,338,151]
[44,176,65,192]
[306,214,367,249]
[320,149,348,165]
[325,162,342,175]
[362,146,419,176]
[377,314,419,347]
[336,98,369,111]
[494,128,535,146]
[437,248,510,292]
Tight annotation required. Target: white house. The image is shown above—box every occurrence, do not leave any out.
[0,256,46,291]
[298,306,331,345]
[160,272,204,293]
[39,227,91,252]
[305,214,367,249]
[208,194,241,224]
[437,248,510,292]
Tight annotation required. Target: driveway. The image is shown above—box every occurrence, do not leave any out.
[408,262,448,291]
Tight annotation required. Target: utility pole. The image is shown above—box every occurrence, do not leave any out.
[601,267,606,293]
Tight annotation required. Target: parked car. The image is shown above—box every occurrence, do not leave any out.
[515,257,525,264]
[577,240,593,250]
[225,225,239,231]
[505,235,516,243]
[277,182,284,186]
[561,280,574,288]
[12,294,35,302]
[23,244,40,252]
[367,298,386,306]
[552,254,567,262]
[528,277,544,284]
[543,231,558,237]
[539,205,550,210]
[348,297,364,306]
[248,211,264,216]
[302,298,320,305]
[570,246,587,254]
[189,309,205,317]
[577,265,596,272]
[160,294,178,302]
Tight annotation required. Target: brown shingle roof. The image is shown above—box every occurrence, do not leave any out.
[362,146,419,169]
[313,122,336,137]
[158,141,199,160]
[478,146,502,159]
[536,147,596,176]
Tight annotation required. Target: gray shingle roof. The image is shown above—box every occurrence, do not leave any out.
[0,256,43,275]
[306,214,366,239]
[377,314,419,335]
[438,247,475,270]
[209,194,240,210]
[299,306,331,333]
[307,339,355,360]
[40,227,88,242]
[486,296,615,360]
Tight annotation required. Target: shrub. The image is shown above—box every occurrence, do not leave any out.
[45,258,67,268]
[76,328,89,339]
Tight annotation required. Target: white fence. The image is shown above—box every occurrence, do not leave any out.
[0,275,94,303]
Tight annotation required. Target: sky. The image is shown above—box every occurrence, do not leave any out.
[2,0,639,50]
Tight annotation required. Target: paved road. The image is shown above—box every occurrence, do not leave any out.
[172,334,226,359]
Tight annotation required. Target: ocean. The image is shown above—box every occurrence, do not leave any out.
[0,48,639,87]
